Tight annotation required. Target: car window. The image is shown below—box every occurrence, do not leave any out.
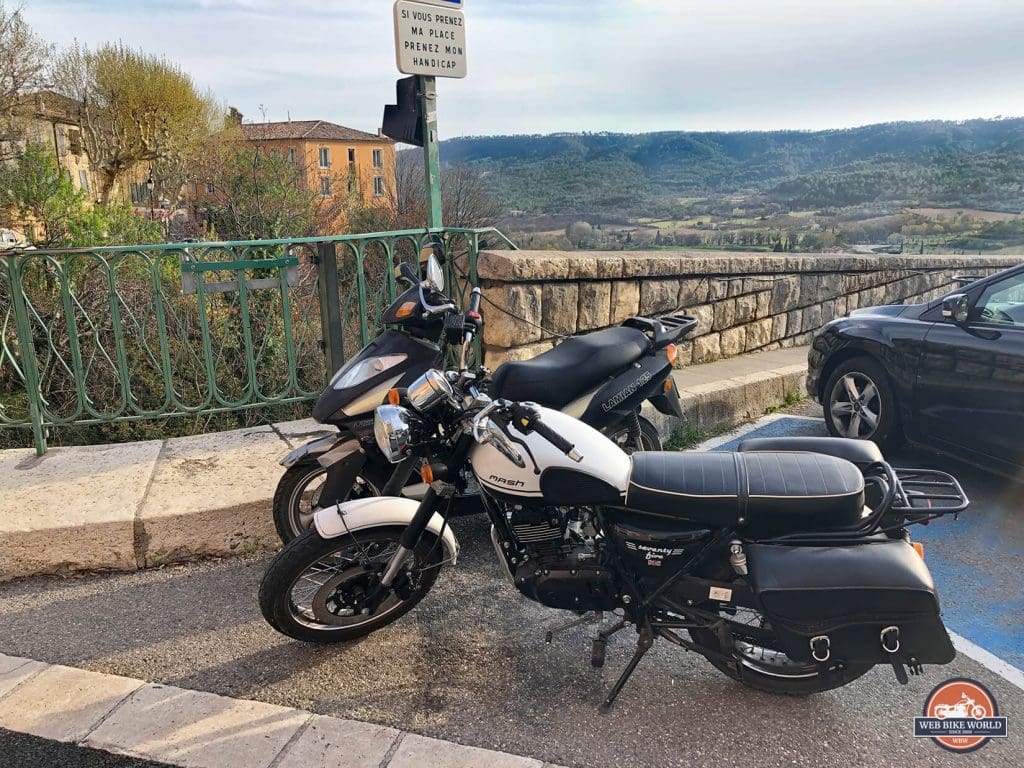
[972,272,1024,327]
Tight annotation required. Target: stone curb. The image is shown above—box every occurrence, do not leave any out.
[0,652,564,768]
[0,348,809,582]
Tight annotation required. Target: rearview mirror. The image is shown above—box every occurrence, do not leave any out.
[942,294,971,325]
[425,253,444,293]
[419,242,445,265]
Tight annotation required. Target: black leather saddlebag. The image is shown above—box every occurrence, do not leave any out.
[746,540,956,666]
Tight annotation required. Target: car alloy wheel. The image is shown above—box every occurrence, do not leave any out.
[829,371,882,439]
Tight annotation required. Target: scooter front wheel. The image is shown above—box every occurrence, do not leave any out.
[273,460,386,544]
[259,526,444,643]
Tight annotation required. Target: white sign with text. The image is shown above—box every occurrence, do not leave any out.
[394,0,467,79]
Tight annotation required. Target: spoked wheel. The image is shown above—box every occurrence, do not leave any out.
[272,460,385,543]
[823,357,900,448]
[605,415,662,454]
[259,526,444,643]
[686,605,872,694]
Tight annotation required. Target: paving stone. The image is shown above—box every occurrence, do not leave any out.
[387,733,544,768]
[0,441,163,580]
[137,426,287,565]
[85,683,308,768]
[0,654,46,699]
[275,715,400,768]
[0,664,142,742]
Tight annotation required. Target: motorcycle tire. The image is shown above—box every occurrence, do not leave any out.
[259,526,444,644]
[683,560,872,695]
[273,458,388,544]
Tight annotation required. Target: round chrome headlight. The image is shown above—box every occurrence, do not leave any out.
[406,369,454,413]
[374,405,421,463]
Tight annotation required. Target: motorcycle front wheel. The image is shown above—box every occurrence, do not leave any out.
[259,526,444,643]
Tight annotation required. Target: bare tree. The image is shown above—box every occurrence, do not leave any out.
[51,42,211,204]
[383,150,502,229]
[0,3,52,156]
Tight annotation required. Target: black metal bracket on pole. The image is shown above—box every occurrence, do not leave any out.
[316,241,344,378]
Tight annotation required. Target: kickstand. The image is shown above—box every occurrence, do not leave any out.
[600,626,654,712]
[545,611,603,644]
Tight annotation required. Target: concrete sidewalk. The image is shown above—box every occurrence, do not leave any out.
[0,653,562,768]
[0,346,808,581]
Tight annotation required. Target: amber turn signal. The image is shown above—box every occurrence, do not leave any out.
[387,388,401,405]
[665,343,678,366]
[663,379,673,393]
[420,463,434,484]
[395,301,417,319]
[912,541,925,560]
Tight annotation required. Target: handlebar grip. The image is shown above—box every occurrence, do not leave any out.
[532,416,582,462]
[468,287,482,315]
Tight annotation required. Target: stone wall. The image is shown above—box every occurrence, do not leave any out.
[477,250,1022,367]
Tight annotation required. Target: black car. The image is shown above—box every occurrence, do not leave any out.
[807,262,1024,476]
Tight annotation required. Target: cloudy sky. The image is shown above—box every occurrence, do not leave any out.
[22,0,1024,138]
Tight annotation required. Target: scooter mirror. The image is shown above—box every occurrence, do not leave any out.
[426,253,444,293]
[419,242,445,265]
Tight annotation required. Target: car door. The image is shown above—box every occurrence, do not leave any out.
[914,268,1024,470]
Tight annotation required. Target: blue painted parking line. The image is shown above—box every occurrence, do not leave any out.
[701,414,1024,677]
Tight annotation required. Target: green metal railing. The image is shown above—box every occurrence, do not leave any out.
[0,227,515,454]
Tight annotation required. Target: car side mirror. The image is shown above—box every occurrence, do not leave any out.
[941,294,971,326]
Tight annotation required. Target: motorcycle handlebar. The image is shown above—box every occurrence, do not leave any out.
[511,403,583,462]
[467,287,482,316]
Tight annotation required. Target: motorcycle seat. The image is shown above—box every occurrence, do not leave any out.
[622,451,865,532]
[489,326,651,410]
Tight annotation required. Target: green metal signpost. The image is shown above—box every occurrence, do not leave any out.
[392,0,467,229]
[418,75,444,229]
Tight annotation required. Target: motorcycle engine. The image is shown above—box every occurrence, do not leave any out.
[496,502,619,612]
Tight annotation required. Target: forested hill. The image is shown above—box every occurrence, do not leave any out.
[438,119,1024,215]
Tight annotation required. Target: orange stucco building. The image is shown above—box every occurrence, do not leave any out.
[241,120,396,218]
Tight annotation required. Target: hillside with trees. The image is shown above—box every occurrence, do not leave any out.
[438,120,1024,253]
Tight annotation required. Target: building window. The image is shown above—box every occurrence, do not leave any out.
[68,129,83,155]
[78,170,89,193]
[319,147,330,168]
[348,148,356,163]
[372,149,383,168]
[206,182,215,194]
[288,147,297,164]
[373,176,385,197]
[320,177,332,197]
[130,182,145,205]
[55,128,67,155]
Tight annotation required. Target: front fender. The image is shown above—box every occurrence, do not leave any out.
[313,496,459,565]
[279,434,340,467]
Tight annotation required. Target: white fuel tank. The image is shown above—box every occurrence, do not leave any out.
[470,406,631,502]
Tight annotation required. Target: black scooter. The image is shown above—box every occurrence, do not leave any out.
[273,246,696,542]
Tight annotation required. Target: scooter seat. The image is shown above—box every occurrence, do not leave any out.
[622,451,865,533]
[489,326,650,410]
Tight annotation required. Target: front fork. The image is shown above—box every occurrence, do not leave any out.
[379,432,474,587]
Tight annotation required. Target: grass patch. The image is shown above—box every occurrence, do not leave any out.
[663,420,737,451]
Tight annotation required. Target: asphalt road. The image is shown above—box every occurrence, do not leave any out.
[1,410,1021,768]
[0,729,173,768]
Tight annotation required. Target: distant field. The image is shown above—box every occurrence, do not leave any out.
[907,207,1022,221]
